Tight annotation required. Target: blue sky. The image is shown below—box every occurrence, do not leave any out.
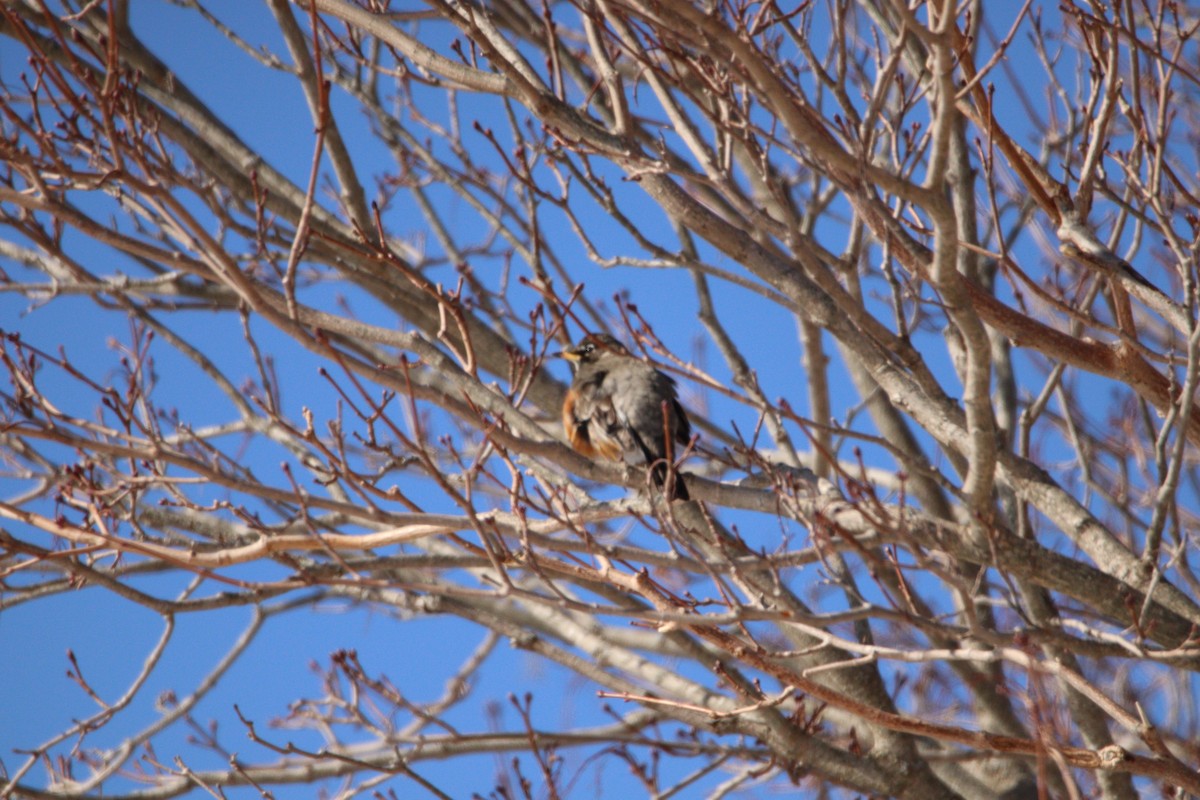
[1,2,1190,798]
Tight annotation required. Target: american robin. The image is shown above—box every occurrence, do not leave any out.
[558,333,692,500]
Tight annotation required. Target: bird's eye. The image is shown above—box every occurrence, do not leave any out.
[581,344,594,354]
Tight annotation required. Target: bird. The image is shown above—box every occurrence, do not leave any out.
[558,333,692,500]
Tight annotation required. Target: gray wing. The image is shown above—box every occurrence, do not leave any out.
[606,364,688,464]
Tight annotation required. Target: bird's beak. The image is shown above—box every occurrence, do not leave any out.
[555,348,580,362]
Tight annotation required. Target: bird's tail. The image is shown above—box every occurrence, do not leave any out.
[651,461,689,502]
[627,420,690,501]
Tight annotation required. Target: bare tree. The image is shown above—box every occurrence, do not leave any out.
[2,1,1199,797]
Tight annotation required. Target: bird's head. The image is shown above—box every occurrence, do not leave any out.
[558,333,629,366]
